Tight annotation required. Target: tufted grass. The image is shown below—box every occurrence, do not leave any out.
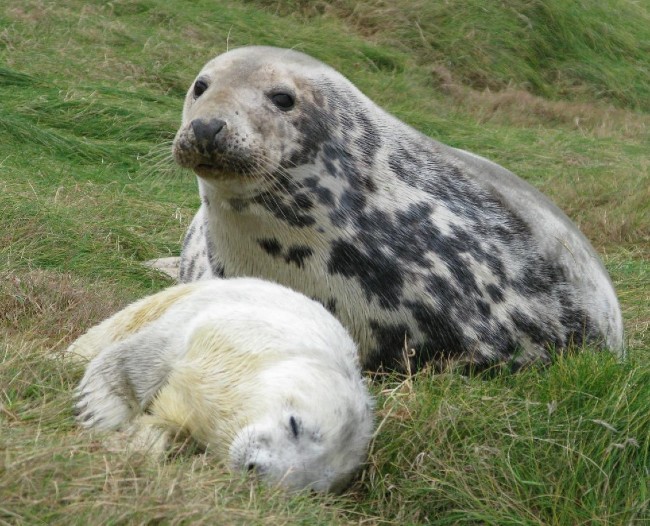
[1,0,648,524]
[253,0,650,112]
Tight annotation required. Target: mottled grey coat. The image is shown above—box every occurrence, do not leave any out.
[173,46,623,372]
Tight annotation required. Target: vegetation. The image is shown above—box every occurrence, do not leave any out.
[1,0,647,524]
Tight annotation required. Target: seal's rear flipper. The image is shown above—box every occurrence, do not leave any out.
[74,344,137,431]
[74,334,174,431]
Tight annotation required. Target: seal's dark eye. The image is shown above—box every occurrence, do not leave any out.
[271,92,295,110]
[193,79,208,98]
[289,416,300,438]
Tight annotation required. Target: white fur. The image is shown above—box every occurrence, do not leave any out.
[69,278,374,493]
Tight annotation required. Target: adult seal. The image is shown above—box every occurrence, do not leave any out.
[173,46,624,372]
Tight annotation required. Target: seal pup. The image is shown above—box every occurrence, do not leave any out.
[69,278,374,493]
[173,46,623,371]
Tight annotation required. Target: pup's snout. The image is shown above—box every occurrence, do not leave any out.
[191,118,226,153]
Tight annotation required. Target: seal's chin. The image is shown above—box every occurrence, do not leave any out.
[192,164,239,180]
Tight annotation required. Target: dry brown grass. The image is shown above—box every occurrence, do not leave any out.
[0,270,133,350]
[430,64,650,138]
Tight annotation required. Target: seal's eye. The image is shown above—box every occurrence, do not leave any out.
[270,92,295,111]
[193,79,208,98]
[289,416,300,438]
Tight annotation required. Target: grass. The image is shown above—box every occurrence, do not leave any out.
[1,0,648,524]
[257,0,650,111]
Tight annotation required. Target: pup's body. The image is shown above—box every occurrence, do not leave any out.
[69,278,374,493]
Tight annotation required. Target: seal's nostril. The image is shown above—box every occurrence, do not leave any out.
[247,462,257,472]
[191,118,226,150]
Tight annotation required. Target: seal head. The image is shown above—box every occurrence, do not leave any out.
[173,47,329,193]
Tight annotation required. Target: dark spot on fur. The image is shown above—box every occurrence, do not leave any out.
[484,251,508,284]
[315,186,335,206]
[205,237,224,277]
[272,172,301,195]
[304,176,336,206]
[326,298,337,314]
[253,192,316,228]
[329,189,367,227]
[322,143,340,165]
[405,300,470,363]
[303,176,319,188]
[228,198,249,212]
[486,284,505,302]
[363,176,377,192]
[339,150,365,188]
[425,273,461,307]
[258,239,313,268]
[285,245,313,268]
[387,146,430,186]
[472,319,518,362]
[512,261,563,296]
[477,300,491,316]
[511,309,559,347]
[258,238,283,257]
[322,156,339,178]
[353,111,381,169]
[557,295,599,349]
[367,320,411,371]
[328,239,403,309]
[180,223,200,282]
[288,101,333,166]
[212,262,225,278]
[293,193,314,211]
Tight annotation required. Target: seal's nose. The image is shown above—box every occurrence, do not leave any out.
[191,118,226,153]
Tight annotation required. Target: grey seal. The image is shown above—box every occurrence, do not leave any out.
[172,46,623,372]
[69,278,374,493]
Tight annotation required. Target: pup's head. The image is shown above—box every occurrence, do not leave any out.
[228,363,374,493]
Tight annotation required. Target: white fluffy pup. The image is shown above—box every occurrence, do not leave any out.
[68,278,374,493]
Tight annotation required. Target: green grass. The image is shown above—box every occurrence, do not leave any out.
[257,0,650,111]
[1,0,648,524]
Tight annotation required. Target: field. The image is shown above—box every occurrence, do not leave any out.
[1,0,648,524]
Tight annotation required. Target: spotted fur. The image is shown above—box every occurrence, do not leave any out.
[69,278,374,493]
[174,46,624,372]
